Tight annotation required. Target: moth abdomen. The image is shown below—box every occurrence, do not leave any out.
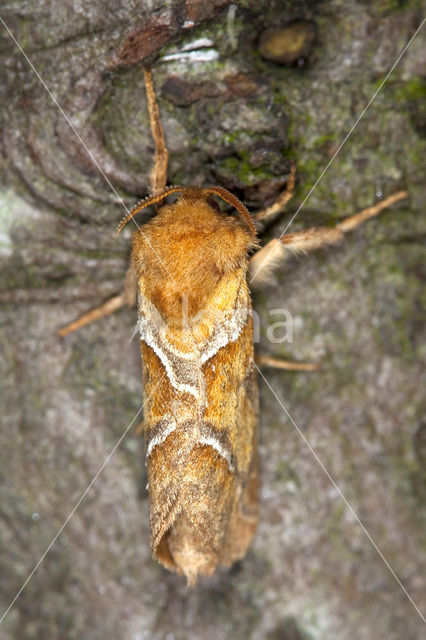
[148,435,237,585]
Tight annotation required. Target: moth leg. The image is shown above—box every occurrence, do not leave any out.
[249,190,408,283]
[58,263,137,338]
[143,67,169,196]
[256,355,318,371]
[59,70,168,339]
[252,162,296,226]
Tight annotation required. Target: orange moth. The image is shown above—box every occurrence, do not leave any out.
[59,66,407,586]
[117,186,259,585]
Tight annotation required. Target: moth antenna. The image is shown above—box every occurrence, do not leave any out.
[116,185,257,236]
[116,186,185,233]
[202,186,257,236]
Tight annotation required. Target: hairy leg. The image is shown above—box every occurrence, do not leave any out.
[253,163,296,226]
[143,67,168,196]
[249,190,408,284]
[58,68,168,338]
[58,265,137,338]
[256,355,318,371]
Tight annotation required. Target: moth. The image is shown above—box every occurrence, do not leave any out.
[59,67,407,585]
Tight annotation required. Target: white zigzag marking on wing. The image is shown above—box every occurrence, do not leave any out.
[146,419,177,457]
[198,435,234,471]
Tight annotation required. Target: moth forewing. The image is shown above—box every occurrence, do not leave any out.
[123,189,259,585]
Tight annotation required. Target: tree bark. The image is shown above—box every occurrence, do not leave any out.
[0,1,425,639]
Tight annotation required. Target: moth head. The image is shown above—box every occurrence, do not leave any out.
[116,186,257,236]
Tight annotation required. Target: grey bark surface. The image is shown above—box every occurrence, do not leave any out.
[0,1,425,639]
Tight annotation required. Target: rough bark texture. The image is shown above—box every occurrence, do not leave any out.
[0,1,425,639]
